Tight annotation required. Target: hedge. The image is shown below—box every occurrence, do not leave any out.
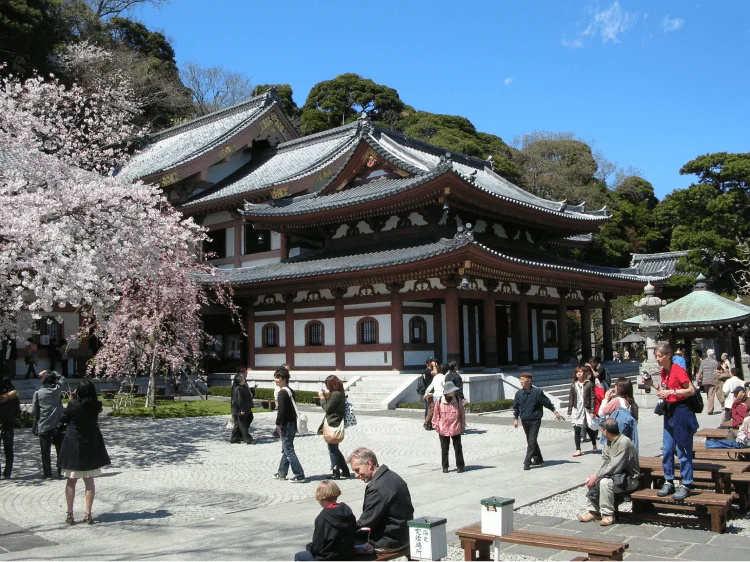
[397,399,513,413]
[209,386,318,404]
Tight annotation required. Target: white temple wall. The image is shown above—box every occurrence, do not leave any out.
[255,353,286,367]
[295,353,336,367]
[345,351,391,367]
[202,211,233,226]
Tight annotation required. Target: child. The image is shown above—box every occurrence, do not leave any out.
[294,480,357,561]
[432,380,466,473]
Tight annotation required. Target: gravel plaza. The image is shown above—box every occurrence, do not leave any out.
[0,402,748,561]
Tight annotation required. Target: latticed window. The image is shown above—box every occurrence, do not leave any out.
[306,322,324,346]
[358,318,378,344]
[409,316,427,344]
[263,324,279,347]
[37,317,62,347]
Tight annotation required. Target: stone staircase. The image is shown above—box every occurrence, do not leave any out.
[543,363,640,411]
[12,378,41,402]
[345,373,418,410]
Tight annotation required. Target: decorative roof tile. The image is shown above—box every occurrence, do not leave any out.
[629,251,691,277]
[203,235,667,286]
[624,288,750,327]
[117,92,273,181]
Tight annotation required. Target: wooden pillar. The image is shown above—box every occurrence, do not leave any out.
[283,292,295,369]
[333,288,346,371]
[245,299,255,369]
[517,283,531,365]
[444,283,461,365]
[234,219,243,268]
[581,291,593,361]
[467,303,477,365]
[279,232,289,260]
[603,294,614,362]
[685,338,693,375]
[668,329,677,353]
[557,288,570,366]
[484,281,499,368]
[433,299,444,364]
[731,329,744,378]
[388,283,405,372]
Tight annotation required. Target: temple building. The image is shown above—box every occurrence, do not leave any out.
[118,89,669,374]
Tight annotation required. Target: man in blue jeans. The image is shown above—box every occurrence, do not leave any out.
[272,369,306,483]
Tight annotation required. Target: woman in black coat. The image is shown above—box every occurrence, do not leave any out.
[317,375,349,480]
[230,373,255,444]
[58,379,110,525]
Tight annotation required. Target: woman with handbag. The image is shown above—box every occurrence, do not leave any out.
[58,379,111,524]
[647,342,699,502]
[567,366,597,457]
[432,380,466,473]
[32,371,64,478]
[317,375,350,480]
[230,373,255,444]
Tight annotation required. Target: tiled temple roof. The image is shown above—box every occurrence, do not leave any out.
[182,124,361,206]
[629,250,690,277]
[206,235,667,287]
[118,91,275,181]
[186,116,609,222]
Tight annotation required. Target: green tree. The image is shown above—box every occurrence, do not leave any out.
[0,0,71,77]
[653,152,750,291]
[252,83,301,125]
[584,176,664,266]
[301,73,405,134]
[511,132,610,210]
[104,17,175,62]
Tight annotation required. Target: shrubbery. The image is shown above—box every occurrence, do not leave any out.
[397,399,513,412]
[208,386,318,404]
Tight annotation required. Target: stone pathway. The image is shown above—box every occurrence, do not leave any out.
[0,404,745,560]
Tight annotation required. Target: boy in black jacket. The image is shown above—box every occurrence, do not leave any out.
[294,480,357,561]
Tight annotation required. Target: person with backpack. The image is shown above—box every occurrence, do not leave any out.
[273,369,306,483]
[598,377,639,450]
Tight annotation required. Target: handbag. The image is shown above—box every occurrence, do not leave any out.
[225,415,236,431]
[284,387,308,434]
[322,417,345,444]
[344,400,357,427]
[654,401,665,416]
[687,389,704,414]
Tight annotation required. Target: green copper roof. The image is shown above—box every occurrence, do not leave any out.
[624,289,750,328]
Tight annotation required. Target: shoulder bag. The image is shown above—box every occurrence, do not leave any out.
[283,387,308,434]
[344,400,357,427]
[322,417,345,444]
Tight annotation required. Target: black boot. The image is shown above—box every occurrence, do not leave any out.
[330,467,341,480]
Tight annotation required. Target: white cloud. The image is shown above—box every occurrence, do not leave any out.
[562,1,637,48]
[504,77,513,85]
[561,37,584,48]
[661,16,684,32]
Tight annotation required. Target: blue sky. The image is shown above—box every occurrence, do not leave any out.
[134,0,749,200]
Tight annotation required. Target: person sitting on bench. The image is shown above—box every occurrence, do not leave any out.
[578,418,641,527]
[347,447,414,553]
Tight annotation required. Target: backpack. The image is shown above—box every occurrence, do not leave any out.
[416,374,426,396]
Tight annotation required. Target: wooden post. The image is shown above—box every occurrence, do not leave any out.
[603,294,614,362]
[245,298,254,369]
[731,329,744,378]
[333,288,346,371]
[234,218,243,268]
[444,283,461,365]
[279,232,289,260]
[484,281,499,368]
[581,291,592,361]
[389,282,405,371]
[283,292,295,369]
[557,288,570,366]
[517,284,531,365]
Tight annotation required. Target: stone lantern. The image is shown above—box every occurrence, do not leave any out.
[634,281,666,377]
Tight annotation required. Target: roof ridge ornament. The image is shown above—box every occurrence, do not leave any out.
[694,273,708,291]
[453,222,474,245]
[437,152,453,173]
[357,112,373,136]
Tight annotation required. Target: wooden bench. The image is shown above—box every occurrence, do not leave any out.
[694,448,750,462]
[352,544,410,561]
[455,524,628,561]
[732,472,750,512]
[259,399,277,410]
[696,428,732,439]
[621,489,732,533]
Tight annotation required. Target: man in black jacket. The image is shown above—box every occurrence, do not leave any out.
[347,447,414,552]
[513,372,562,470]
[417,358,436,427]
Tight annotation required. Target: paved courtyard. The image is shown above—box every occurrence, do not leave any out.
[0,403,747,560]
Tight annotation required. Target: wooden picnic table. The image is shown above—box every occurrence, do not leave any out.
[695,428,732,439]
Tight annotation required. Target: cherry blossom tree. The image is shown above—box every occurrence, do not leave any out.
[0,46,238,404]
